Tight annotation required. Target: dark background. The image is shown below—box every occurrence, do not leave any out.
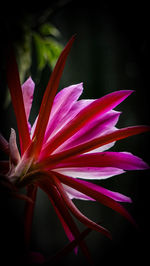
[0,1,150,265]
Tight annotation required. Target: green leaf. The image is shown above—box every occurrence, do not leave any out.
[44,38,63,68]
[39,23,61,38]
[32,33,47,71]
[32,32,63,72]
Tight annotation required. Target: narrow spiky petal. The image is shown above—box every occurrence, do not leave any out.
[53,172,136,227]
[42,90,133,156]
[38,126,150,169]
[31,36,75,159]
[6,48,31,154]
[9,128,21,165]
[38,178,92,262]
[50,196,78,254]
[55,151,149,170]
[52,175,111,239]
[21,77,35,121]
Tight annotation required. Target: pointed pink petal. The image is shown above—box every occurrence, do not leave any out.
[31,98,91,142]
[42,90,133,155]
[54,167,125,180]
[6,48,31,154]
[54,111,120,153]
[53,172,136,226]
[9,128,21,165]
[43,83,83,143]
[62,184,95,200]
[52,175,111,239]
[40,99,94,159]
[38,126,150,169]
[21,77,35,121]
[59,175,131,203]
[32,36,75,159]
[55,151,149,170]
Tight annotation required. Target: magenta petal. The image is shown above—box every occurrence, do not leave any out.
[49,99,95,138]
[62,184,95,200]
[55,111,121,153]
[40,99,94,159]
[52,175,111,239]
[78,181,132,203]
[22,77,35,121]
[61,176,131,203]
[54,172,136,225]
[44,83,83,143]
[31,36,75,159]
[39,178,91,260]
[54,167,124,180]
[57,151,149,170]
[9,128,21,165]
[42,90,133,155]
[31,99,93,143]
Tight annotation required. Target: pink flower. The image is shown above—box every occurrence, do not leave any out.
[0,36,150,261]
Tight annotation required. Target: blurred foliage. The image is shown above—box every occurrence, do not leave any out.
[2,22,63,109]
[16,21,63,82]
[32,25,63,73]
[0,3,65,110]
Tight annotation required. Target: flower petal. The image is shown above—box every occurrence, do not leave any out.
[6,48,31,154]
[54,167,125,180]
[55,152,149,170]
[40,99,94,159]
[9,128,21,165]
[62,184,95,200]
[43,83,83,143]
[51,198,78,254]
[54,111,121,153]
[58,174,131,203]
[32,36,75,159]
[42,90,133,155]
[52,175,111,239]
[54,172,136,226]
[38,126,150,169]
[38,178,92,261]
[21,77,35,121]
